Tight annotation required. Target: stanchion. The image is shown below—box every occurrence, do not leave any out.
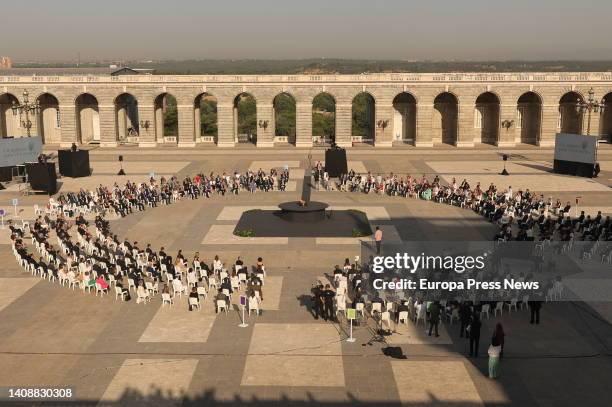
[346,308,356,343]
[238,295,249,328]
[0,208,5,229]
[12,198,19,216]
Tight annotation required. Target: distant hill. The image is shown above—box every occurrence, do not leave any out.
[14,59,612,74]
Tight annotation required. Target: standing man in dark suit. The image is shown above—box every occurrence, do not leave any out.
[428,301,441,337]
[311,282,324,320]
[322,284,335,322]
[468,311,482,357]
[459,302,471,338]
[529,298,543,324]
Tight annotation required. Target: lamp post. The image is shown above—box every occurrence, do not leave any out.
[377,119,389,144]
[501,119,514,131]
[575,88,605,136]
[11,90,40,137]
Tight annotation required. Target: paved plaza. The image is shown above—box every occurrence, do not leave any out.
[1,146,611,406]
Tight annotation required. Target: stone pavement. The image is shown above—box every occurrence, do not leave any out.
[0,148,611,406]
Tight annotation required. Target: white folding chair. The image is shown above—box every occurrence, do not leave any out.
[217,299,228,314]
[162,293,173,307]
[189,297,201,310]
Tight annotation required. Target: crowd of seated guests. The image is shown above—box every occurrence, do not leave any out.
[334,170,612,242]
[10,210,269,312]
[48,168,290,218]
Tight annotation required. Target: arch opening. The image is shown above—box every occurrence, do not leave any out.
[195,93,218,144]
[392,92,417,144]
[155,93,178,144]
[36,93,61,144]
[433,92,458,145]
[75,94,100,145]
[312,92,336,146]
[0,93,21,139]
[475,92,500,145]
[115,93,139,143]
[559,92,584,135]
[273,93,296,145]
[517,92,542,145]
[352,92,375,145]
[601,93,612,143]
[233,93,257,144]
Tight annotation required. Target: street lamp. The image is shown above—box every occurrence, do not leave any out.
[575,88,605,136]
[11,89,40,137]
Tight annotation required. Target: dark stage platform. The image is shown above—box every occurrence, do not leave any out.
[234,209,372,238]
[278,201,329,222]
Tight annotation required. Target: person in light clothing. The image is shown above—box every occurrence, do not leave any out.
[374,226,383,254]
[488,337,502,378]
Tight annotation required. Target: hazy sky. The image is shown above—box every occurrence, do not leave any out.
[2,0,612,61]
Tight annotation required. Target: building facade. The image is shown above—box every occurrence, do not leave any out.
[1,72,611,148]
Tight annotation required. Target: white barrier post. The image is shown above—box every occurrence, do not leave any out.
[12,199,18,216]
[238,295,249,328]
[346,308,356,343]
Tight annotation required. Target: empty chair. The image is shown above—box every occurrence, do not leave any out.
[481,304,490,319]
[162,293,173,307]
[356,302,365,318]
[197,286,207,299]
[248,295,261,315]
[371,302,382,314]
[505,298,518,312]
[398,311,409,324]
[127,278,136,292]
[415,303,426,326]
[336,296,347,317]
[380,311,392,331]
[494,302,503,316]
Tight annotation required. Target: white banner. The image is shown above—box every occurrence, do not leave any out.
[554,133,597,164]
[0,137,43,167]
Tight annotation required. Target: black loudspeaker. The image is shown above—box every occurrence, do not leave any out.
[324,148,348,178]
[58,150,90,178]
[382,346,407,359]
[25,162,57,195]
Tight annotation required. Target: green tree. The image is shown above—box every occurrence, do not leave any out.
[163,95,178,137]
[313,93,335,138]
[236,94,256,135]
[274,93,296,140]
[200,96,218,137]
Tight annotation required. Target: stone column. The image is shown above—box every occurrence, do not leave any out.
[177,104,195,147]
[539,104,558,147]
[138,104,156,147]
[256,103,273,147]
[216,103,235,147]
[59,104,77,147]
[98,104,117,147]
[335,103,352,147]
[457,103,475,147]
[498,103,517,147]
[295,102,312,147]
[415,104,434,147]
[375,104,393,147]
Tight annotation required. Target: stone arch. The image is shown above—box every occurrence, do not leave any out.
[433,92,458,145]
[352,92,376,145]
[154,93,178,144]
[559,91,584,134]
[194,93,218,143]
[233,92,257,144]
[517,92,542,145]
[312,92,336,145]
[75,93,100,144]
[475,92,500,145]
[0,93,20,138]
[392,92,417,144]
[273,92,296,145]
[601,92,612,142]
[35,93,61,144]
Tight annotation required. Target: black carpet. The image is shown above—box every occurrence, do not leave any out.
[234,209,372,238]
